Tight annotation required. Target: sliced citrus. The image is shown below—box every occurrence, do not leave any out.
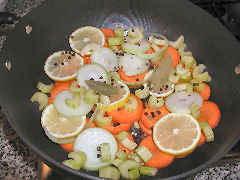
[153,113,201,156]
[41,104,86,139]
[43,126,76,144]
[100,81,130,112]
[44,51,84,81]
[144,81,174,97]
[69,26,105,54]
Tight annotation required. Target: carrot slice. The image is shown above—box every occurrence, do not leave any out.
[198,101,221,129]
[101,29,114,47]
[140,104,169,130]
[155,46,180,68]
[101,28,114,37]
[106,94,143,124]
[118,69,149,85]
[115,133,135,155]
[195,83,211,101]
[139,120,152,135]
[102,121,132,135]
[140,136,175,168]
[49,80,73,104]
[147,46,180,68]
[60,143,74,152]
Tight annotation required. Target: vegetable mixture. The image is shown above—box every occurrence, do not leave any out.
[31,26,221,179]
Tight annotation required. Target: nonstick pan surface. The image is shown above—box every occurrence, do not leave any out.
[0,0,240,179]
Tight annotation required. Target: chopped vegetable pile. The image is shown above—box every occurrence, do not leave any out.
[31,26,221,179]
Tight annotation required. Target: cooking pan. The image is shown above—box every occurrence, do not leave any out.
[0,0,239,179]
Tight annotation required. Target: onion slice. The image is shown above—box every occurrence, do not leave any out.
[118,53,149,76]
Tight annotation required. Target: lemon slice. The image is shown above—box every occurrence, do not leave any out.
[41,104,86,139]
[100,81,130,112]
[44,51,84,81]
[144,82,174,97]
[69,26,105,54]
[153,113,201,156]
[43,126,76,144]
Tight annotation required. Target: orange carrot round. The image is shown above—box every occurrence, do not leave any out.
[140,136,175,168]
[101,28,114,37]
[101,29,114,47]
[196,83,211,101]
[49,80,73,104]
[102,121,132,135]
[118,69,149,85]
[106,94,143,124]
[60,143,74,152]
[140,104,169,130]
[198,101,221,129]
[147,46,180,68]
[139,120,152,135]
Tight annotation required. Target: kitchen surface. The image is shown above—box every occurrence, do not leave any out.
[0,0,240,179]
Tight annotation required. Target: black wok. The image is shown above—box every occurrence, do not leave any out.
[0,0,239,179]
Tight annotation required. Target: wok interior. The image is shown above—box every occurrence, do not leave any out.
[0,0,240,179]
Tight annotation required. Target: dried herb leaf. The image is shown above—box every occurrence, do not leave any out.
[148,54,172,92]
[85,80,118,96]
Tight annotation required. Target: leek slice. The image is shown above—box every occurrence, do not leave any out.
[112,158,123,168]
[140,166,158,176]
[100,143,111,162]
[127,27,144,44]
[108,37,123,46]
[116,150,128,160]
[68,151,87,167]
[121,40,150,54]
[37,82,54,94]
[175,83,193,94]
[135,87,150,99]
[128,152,143,165]
[124,96,138,112]
[192,64,211,82]
[99,166,120,180]
[190,103,201,120]
[119,160,140,179]
[30,92,49,110]
[148,34,184,49]
[135,145,152,163]
[137,35,168,60]
[199,120,214,142]
[148,95,164,109]
[178,43,192,56]
[69,81,86,95]
[95,109,112,127]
